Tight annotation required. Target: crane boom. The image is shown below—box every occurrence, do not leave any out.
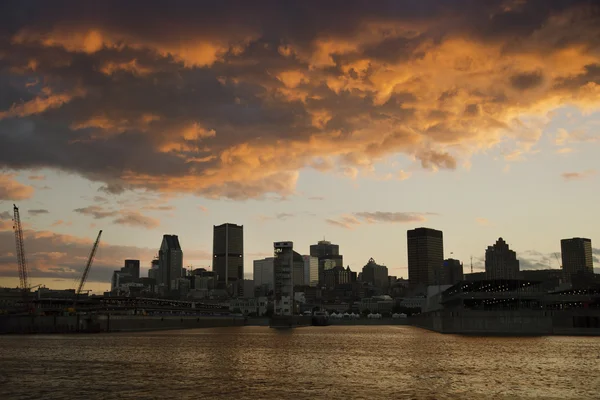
[75,230,102,304]
[13,204,29,290]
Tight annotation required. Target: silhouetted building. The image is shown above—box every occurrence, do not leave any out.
[362,258,388,288]
[561,237,593,282]
[253,257,275,295]
[148,258,160,283]
[485,238,519,279]
[407,227,444,287]
[159,235,183,291]
[323,266,354,289]
[310,240,343,286]
[123,259,140,280]
[292,251,304,287]
[442,258,464,285]
[274,241,294,315]
[213,223,244,296]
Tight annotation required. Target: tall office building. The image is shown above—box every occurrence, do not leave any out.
[159,235,183,291]
[485,238,519,280]
[442,258,464,285]
[302,255,319,287]
[253,257,275,295]
[148,258,160,283]
[561,237,593,281]
[309,240,343,285]
[361,258,389,288]
[274,241,294,315]
[123,259,140,280]
[407,227,444,288]
[213,223,244,296]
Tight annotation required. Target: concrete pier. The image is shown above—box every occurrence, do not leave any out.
[0,314,246,334]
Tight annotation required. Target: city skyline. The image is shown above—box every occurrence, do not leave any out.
[0,1,600,292]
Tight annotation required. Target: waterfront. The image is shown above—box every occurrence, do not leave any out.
[0,326,599,399]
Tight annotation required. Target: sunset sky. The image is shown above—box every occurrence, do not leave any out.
[0,0,599,293]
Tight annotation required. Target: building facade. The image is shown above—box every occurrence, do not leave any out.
[561,237,593,281]
[310,240,343,286]
[159,234,183,292]
[485,238,520,279]
[361,258,389,289]
[123,259,140,280]
[253,257,275,295]
[213,223,244,296]
[407,227,444,288]
[274,241,294,315]
[303,255,319,287]
[442,258,464,285]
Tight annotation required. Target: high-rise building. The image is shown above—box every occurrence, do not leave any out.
[361,258,389,288]
[485,238,519,279]
[148,258,160,283]
[302,255,319,287]
[274,241,294,315]
[123,259,140,280]
[561,237,593,281]
[159,235,183,291]
[292,251,304,287]
[253,257,275,295]
[213,223,244,296]
[442,258,464,285]
[310,240,343,285]
[323,266,354,289]
[407,227,444,288]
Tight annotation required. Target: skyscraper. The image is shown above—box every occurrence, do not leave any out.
[213,223,244,296]
[561,237,593,281]
[309,240,343,286]
[442,258,464,285]
[407,227,444,288]
[159,235,183,292]
[361,258,389,288]
[253,257,275,295]
[274,241,294,315]
[485,238,519,279]
[123,259,140,280]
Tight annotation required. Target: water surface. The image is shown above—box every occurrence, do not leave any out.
[1,326,598,399]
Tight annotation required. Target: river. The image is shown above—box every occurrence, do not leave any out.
[0,326,598,399]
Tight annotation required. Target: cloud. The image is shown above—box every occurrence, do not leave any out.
[476,217,490,226]
[0,1,599,199]
[0,174,34,200]
[326,215,361,230]
[198,205,208,212]
[27,175,46,181]
[328,211,436,229]
[308,196,325,201]
[74,205,118,219]
[28,209,49,216]
[51,220,72,227]
[113,210,160,229]
[257,212,295,222]
[561,170,596,181]
[141,205,175,211]
[0,211,11,220]
[354,212,436,224]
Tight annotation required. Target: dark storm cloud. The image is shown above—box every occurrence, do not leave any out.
[0,0,598,199]
[510,71,544,90]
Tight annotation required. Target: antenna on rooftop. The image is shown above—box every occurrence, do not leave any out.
[470,256,473,274]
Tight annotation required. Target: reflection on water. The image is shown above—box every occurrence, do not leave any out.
[1,326,599,399]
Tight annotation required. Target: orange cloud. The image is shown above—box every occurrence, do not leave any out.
[1,2,600,199]
[561,170,596,181]
[0,174,34,200]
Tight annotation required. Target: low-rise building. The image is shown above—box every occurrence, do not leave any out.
[229,297,269,316]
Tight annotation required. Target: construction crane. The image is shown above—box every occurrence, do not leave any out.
[73,230,102,308]
[13,204,32,312]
